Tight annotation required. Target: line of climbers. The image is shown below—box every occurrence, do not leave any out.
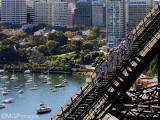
[94,31,134,80]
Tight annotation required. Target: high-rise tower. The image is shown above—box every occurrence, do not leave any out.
[106,0,126,48]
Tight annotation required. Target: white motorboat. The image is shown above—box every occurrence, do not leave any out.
[42,80,48,83]
[47,81,52,85]
[2,98,14,103]
[27,79,33,83]
[59,75,64,79]
[0,87,7,91]
[30,86,38,90]
[24,70,31,74]
[39,75,44,78]
[10,75,18,80]
[44,70,51,81]
[5,80,10,84]
[19,90,24,94]
[62,79,67,83]
[37,106,51,114]
[55,83,65,87]
[2,89,8,95]
[50,88,56,92]
[25,82,31,85]
[40,102,44,106]
[1,76,8,79]
[45,77,52,81]
[28,77,33,80]
[33,84,37,87]
[0,103,5,109]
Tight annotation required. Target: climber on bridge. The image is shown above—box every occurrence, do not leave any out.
[125,35,130,54]
[107,52,112,72]
[112,51,119,71]
[101,58,108,78]
[128,31,134,51]
[117,45,123,64]
[120,41,126,61]
[94,64,101,79]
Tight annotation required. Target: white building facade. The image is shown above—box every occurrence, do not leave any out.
[67,2,76,27]
[35,1,67,26]
[106,0,154,48]
[1,0,27,24]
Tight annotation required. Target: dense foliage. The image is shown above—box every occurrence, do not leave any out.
[0,26,104,72]
[146,56,158,77]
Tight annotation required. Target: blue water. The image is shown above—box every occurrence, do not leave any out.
[0,73,85,120]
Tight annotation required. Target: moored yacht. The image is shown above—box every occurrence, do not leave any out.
[50,88,56,92]
[40,102,44,106]
[37,106,51,114]
[59,75,64,79]
[0,103,5,109]
[55,83,65,87]
[0,87,7,91]
[19,89,24,94]
[24,70,31,74]
[5,80,10,84]
[30,85,38,90]
[42,80,48,83]
[2,98,14,103]
[39,75,44,78]
[10,75,18,80]
[2,89,8,95]
[1,76,8,79]
[62,79,67,83]
[46,81,52,85]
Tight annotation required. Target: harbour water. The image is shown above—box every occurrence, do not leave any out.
[0,73,86,120]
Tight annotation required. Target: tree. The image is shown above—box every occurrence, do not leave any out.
[46,40,58,54]
[0,45,18,63]
[48,32,56,41]
[55,31,68,45]
[90,26,99,35]
[28,39,35,47]
[59,45,70,53]
[84,54,91,64]
[71,40,83,52]
[25,28,33,34]
[81,41,94,51]
[33,37,46,46]
[86,33,97,40]
[48,31,68,45]
[86,26,100,40]
[32,63,39,70]
[38,45,48,55]
[0,32,5,41]
[29,50,45,64]
[65,31,72,38]
[2,37,18,47]
[32,24,46,32]
[16,49,28,62]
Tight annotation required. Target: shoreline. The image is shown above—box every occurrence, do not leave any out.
[72,71,93,77]
[1,69,93,77]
